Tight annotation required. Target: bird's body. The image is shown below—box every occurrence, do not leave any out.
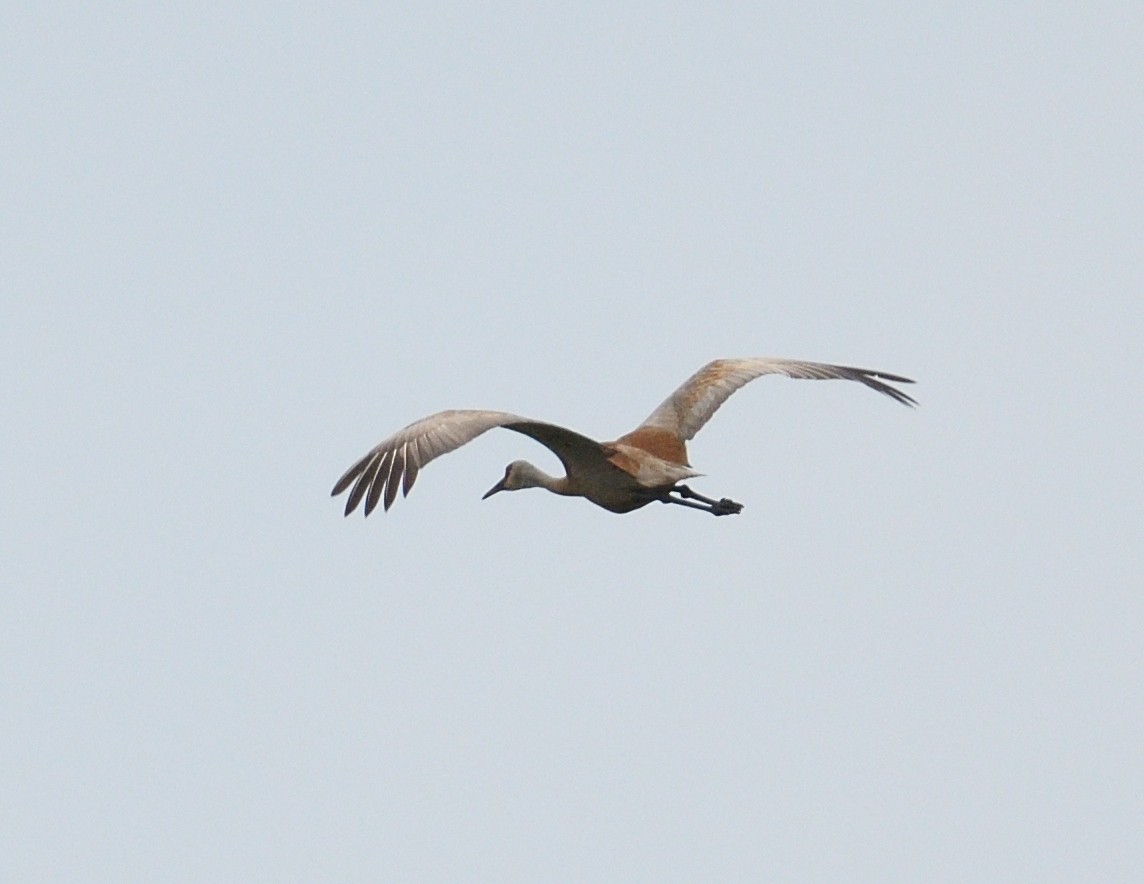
[331,357,916,519]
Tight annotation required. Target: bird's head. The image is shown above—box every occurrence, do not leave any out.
[482,460,546,499]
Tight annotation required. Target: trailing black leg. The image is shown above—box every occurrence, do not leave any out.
[661,486,744,516]
[675,485,720,506]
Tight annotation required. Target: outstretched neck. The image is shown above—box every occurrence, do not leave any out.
[519,462,575,496]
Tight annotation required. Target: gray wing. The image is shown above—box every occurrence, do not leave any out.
[637,358,916,441]
[501,420,612,474]
[331,409,606,516]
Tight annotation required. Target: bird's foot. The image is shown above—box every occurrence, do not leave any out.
[710,497,743,516]
[670,485,744,516]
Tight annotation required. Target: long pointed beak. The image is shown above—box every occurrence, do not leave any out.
[482,478,507,500]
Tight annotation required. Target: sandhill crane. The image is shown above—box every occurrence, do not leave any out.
[331,358,916,519]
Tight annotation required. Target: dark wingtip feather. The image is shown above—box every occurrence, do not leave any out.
[363,480,382,517]
[331,454,371,497]
[383,447,405,512]
[362,450,393,517]
[402,459,419,497]
[344,471,371,516]
[870,378,918,407]
[843,367,919,408]
[866,369,916,385]
[342,451,383,516]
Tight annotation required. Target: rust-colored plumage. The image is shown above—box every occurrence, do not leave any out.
[331,357,916,519]
[611,426,690,466]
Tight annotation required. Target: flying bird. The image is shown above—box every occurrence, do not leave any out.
[331,357,916,519]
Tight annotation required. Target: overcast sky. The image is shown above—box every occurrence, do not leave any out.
[3,3,1142,881]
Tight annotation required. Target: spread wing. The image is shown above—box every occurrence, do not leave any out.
[330,409,607,516]
[637,358,917,441]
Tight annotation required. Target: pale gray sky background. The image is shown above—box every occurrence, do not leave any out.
[3,3,1142,881]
